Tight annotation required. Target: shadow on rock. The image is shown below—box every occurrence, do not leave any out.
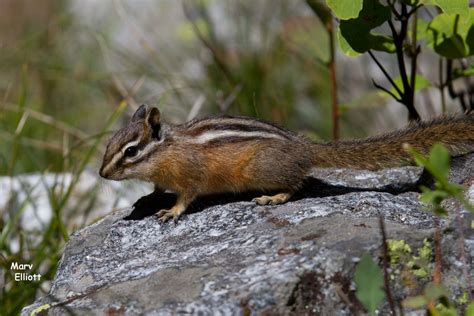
[124,173,430,221]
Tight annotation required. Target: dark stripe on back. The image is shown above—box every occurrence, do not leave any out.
[184,116,294,140]
[197,135,283,147]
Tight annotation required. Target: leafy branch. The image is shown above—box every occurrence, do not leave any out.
[331,0,474,120]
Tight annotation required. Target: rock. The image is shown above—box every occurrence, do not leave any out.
[22,154,474,315]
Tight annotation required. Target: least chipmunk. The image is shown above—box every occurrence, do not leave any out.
[100,104,474,222]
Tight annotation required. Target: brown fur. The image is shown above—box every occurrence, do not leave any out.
[100,105,474,222]
[314,115,474,170]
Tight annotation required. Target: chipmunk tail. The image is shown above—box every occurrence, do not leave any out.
[312,114,474,170]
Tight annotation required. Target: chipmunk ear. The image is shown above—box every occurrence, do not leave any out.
[131,104,148,122]
[146,107,161,128]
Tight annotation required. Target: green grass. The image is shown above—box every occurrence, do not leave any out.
[0,101,126,315]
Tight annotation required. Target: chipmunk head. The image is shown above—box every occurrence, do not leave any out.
[99,104,166,181]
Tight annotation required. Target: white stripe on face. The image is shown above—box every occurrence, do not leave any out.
[122,139,141,154]
[126,140,162,162]
[102,139,140,176]
[190,130,285,144]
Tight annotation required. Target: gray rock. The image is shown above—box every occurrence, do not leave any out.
[22,154,474,315]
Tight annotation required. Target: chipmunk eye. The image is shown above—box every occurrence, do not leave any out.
[124,146,138,157]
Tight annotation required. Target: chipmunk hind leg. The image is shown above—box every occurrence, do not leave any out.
[247,142,311,206]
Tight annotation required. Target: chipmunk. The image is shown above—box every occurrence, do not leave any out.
[100,104,474,222]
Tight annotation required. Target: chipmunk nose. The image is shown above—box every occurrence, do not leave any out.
[99,166,108,179]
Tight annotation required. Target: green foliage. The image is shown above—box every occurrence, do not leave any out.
[406,143,473,215]
[325,0,363,19]
[338,0,394,54]
[427,9,474,58]
[403,283,459,315]
[387,238,432,279]
[331,0,473,116]
[0,4,128,312]
[433,0,471,18]
[0,8,114,174]
[467,302,474,316]
[400,144,474,314]
[354,254,385,315]
[0,102,126,315]
[335,0,473,59]
[403,283,447,307]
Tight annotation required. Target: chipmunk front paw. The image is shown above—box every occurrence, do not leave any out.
[156,209,181,223]
[253,192,292,206]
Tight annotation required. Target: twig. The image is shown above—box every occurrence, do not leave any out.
[372,79,401,102]
[368,50,403,98]
[407,5,422,18]
[387,0,401,19]
[409,11,419,115]
[388,6,420,121]
[438,58,446,113]
[379,216,397,315]
[390,18,410,106]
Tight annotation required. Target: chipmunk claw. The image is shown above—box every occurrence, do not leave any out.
[253,196,272,205]
[157,209,172,222]
[253,193,292,206]
[157,209,181,223]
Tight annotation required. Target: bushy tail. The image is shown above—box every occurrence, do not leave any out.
[313,114,474,170]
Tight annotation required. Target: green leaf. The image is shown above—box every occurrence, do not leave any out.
[466,301,474,316]
[432,0,470,19]
[436,304,458,316]
[428,143,450,179]
[338,0,394,55]
[426,9,474,58]
[337,25,362,57]
[326,0,363,19]
[403,295,427,308]
[354,254,385,315]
